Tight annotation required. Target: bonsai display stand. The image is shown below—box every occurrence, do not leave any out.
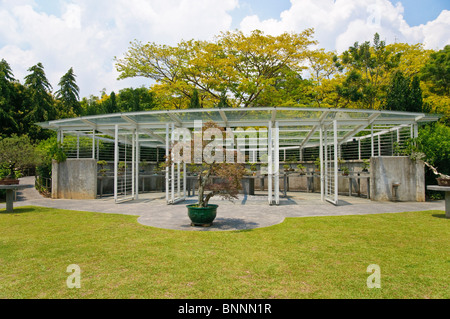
[427,185,450,218]
[0,184,27,213]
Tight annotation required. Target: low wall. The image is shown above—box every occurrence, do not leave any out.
[370,156,425,202]
[52,159,97,199]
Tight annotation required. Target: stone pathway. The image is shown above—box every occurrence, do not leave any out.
[0,176,445,231]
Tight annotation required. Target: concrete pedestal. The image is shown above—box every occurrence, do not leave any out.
[0,185,27,213]
[427,185,450,218]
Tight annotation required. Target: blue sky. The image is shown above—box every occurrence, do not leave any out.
[0,0,449,97]
[231,0,449,28]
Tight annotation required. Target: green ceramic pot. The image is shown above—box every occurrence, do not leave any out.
[187,204,218,227]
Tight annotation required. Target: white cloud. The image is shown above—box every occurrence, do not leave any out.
[0,0,448,99]
[240,0,450,52]
[0,0,239,97]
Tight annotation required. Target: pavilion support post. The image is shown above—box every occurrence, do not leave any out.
[92,130,96,159]
[135,129,140,200]
[358,139,361,160]
[171,123,175,204]
[319,125,324,202]
[371,124,374,157]
[274,121,280,205]
[76,134,80,159]
[114,124,119,202]
[378,134,381,156]
[165,124,170,204]
[333,120,339,204]
[132,129,135,199]
[268,121,273,205]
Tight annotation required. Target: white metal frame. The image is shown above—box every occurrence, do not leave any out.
[40,107,440,206]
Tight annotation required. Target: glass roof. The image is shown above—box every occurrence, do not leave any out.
[37,107,440,148]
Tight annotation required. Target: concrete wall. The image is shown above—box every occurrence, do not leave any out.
[52,159,97,199]
[370,156,425,202]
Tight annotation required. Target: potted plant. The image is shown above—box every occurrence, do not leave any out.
[362,159,370,172]
[97,160,109,177]
[0,135,40,185]
[341,166,350,176]
[424,161,450,186]
[283,164,291,173]
[296,164,306,175]
[250,163,258,176]
[168,122,245,227]
[314,157,321,173]
[338,158,345,171]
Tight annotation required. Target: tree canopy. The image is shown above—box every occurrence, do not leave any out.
[116,29,316,108]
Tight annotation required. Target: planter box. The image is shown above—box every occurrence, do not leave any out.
[0,179,20,185]
[437,178,450,187]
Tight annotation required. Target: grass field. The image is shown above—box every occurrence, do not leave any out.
[0,206,448,299]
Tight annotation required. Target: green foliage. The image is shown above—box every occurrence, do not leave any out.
[55,67,81,116]
[416,123,450,175]
[337,33,401,109]
[421,45,449,96]
[35,137,67,179]
[0,135,40,179]
[189,89,201,109]
[385,71,424,112]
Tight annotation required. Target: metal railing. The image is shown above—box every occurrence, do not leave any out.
[35,176,52,197]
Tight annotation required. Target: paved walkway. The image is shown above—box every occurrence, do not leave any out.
[0,176,445,231]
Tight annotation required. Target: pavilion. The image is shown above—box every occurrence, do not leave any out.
[37,107,440,205]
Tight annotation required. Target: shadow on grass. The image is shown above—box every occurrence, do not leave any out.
[432,213,449,219]
[0,207,37,215]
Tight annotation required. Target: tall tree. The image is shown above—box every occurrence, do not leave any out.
[337,33,401,109]
[408,76,423,113]
[421,45,449,96]
[23,63,55,140]
[55,67,81,116]
[0,59,17,136]
[115,29,316,108]
[385,71,410,111]
[189,89,201,108]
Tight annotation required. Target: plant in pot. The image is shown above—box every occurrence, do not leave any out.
[362,159,370,173]
[314,157,321,173]
[296,164,306,175]
[168,121,246,227]
[341,166,350,176]
[283,164,291,173]
[97,160,109,177]
[0,135,40,185]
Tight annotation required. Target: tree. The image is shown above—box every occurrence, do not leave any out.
[421,45,449,96]
[167,122,245,208]
[55,67,81,116]
[189,89,201,108]
[336,33,401,109]
[24,63,55,121]
[0,59,17,136]
[385,71,410,111]
[409,76,423,113]
[0,135,40,179]
[117,87,156,112]
[115,29,316,108]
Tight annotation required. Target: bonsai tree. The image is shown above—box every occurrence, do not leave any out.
[167,121,245,208]
[97,160,109,177]
[362,159,370,172]
[0,135,40,180]
[341,166,350,176]
[296,164,306,174]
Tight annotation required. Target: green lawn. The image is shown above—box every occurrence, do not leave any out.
[0,206,448,299]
